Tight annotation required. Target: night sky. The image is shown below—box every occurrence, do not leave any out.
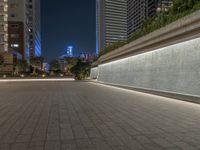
[41,0,96,61]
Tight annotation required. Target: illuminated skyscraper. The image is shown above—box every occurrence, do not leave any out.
[96,0,127,54]
[25,0,41,60]
[66,46,73,57]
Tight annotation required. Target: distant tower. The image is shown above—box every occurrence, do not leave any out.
[66,46,73,57]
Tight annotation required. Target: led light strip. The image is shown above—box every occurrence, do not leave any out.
[0,78,75,82]
[90,82,200,107]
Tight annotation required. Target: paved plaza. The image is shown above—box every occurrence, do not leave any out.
[0,81,200,150]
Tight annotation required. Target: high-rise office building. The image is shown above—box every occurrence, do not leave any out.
[2,0,41,60]
[96,0,127,54]
[0,0,14,72]
[25,0,41,60]
[127,0,155,38]
[0,0,41,72]
[8,0,25,60]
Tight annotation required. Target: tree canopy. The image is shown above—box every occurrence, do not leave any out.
[71,60,91,80]
[30,57,43,75]
[50,59,60,73]
[0,54,3,67]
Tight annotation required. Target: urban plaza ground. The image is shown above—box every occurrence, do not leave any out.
[0,80,199,150]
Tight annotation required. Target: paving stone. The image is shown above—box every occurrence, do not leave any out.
[0,81,200,150]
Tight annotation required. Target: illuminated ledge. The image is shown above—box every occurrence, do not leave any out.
[0,78,75,82]
[99,10,200,64]
[92,81,200,104]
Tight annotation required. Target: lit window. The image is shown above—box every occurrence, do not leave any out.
[10,34,19,38]
[11,44,19,48]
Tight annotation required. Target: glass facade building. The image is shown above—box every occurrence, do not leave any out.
[96,0,127,54]
[25,0,41,60]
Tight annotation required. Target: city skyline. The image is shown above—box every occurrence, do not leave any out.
[0,2,200,150]
[41,0,96,61]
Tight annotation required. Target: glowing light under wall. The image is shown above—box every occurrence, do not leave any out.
[95,37,200,97]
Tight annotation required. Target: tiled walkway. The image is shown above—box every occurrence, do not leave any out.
[0,81,200,150]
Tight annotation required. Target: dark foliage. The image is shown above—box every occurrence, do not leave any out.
[71,60,91,80]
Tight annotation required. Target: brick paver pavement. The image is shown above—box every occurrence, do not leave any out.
[0,81,200,150]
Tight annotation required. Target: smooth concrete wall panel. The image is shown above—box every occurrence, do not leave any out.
[97,37,200,97]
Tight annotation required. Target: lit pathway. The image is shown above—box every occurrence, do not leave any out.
[0,81,200,150]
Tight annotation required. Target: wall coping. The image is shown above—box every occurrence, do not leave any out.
[98,10,200,64]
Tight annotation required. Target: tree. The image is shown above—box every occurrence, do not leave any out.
[71,60,91,80]
[64,57,78,75]
[0,54,4,72]
[14,60,28,75]
[30,57,43,75]
[173,0,195,13]
[50,59,60,75]
[0,55,3,66]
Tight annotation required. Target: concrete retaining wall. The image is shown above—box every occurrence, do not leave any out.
[93,37,200,97]
[90,67,98,79]
[90,11,200,100]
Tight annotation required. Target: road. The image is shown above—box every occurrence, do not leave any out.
[0,81,200,150]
